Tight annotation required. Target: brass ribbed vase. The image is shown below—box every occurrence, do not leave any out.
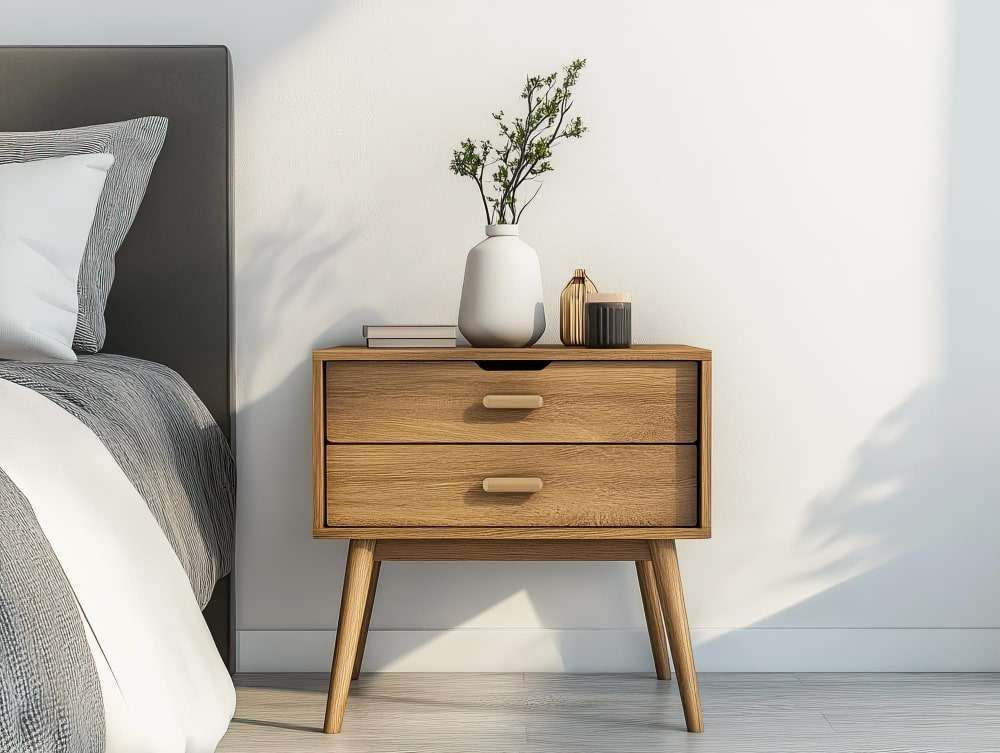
[559,268,598,346]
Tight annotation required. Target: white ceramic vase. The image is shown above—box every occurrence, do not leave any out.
[458,224,545,347]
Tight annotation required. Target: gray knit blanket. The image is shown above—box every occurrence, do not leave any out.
[0,354,235,753]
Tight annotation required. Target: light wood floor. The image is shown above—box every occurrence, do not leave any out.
[219,672,1000,752]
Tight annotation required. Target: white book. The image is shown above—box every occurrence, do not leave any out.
[363,325,457,339]
[366,338,457,348]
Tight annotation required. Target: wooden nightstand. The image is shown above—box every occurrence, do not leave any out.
[312,345,711,734]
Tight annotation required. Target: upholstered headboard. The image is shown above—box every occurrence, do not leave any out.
[0,45,234,668]
[0,45,233,436]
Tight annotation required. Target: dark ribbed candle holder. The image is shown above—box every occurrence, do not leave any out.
[585,294,631,347]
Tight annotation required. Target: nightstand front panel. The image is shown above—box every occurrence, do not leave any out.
[325,361,698,444]
[325,444,697,528]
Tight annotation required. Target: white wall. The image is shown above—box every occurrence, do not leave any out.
[6,0,999,671]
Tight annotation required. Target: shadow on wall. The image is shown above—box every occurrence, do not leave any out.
[235,191,378,531]
[235,0,999,672]
[700,0,1000,661]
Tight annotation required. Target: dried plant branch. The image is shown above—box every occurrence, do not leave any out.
[449,59,587,225]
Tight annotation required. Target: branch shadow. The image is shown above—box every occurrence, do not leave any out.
[700,0,1000,655]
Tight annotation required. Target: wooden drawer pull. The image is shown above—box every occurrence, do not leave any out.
[482,477,544,493]
[482,394,544,409]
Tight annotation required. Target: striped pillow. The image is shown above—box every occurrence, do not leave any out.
[0,117,167,353]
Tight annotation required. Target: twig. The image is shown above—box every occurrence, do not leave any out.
[450,60,586,226]
[515,182,543,223]
[476,158,490,224]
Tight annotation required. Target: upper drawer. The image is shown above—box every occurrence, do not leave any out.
[325,360,698,443]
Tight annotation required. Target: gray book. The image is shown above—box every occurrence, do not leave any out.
[363,325,457,339]
[366,338,457,348]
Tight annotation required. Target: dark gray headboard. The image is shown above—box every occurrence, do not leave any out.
[0,45,234,669]
[0,46,233,437]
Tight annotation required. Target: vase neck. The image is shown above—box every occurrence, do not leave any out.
[486,224,519,237]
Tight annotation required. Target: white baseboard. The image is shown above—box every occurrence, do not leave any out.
[237,627,1000,673]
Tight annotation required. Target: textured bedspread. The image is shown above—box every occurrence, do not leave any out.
[0,354,235,753]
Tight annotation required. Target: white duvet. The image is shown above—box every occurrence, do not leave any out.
[0,378,235,752]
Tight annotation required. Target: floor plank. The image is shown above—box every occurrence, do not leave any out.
[219,672,1000,753]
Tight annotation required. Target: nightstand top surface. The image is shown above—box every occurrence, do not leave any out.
[313,344,711,361]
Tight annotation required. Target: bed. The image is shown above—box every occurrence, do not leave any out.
[0,47,235,752]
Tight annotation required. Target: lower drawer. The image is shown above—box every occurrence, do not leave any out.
[325,445,697,528]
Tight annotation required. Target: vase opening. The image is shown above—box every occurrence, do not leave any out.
[485,224,519,237]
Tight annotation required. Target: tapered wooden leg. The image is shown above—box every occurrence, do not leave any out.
[648,540,703,733]
[352,560,381,680]
[635,560,671,680]
[323,539,376,734]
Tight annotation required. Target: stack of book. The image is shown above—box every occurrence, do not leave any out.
[363,325,457,348]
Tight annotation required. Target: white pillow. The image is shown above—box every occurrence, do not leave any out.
[0,153,114,362]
